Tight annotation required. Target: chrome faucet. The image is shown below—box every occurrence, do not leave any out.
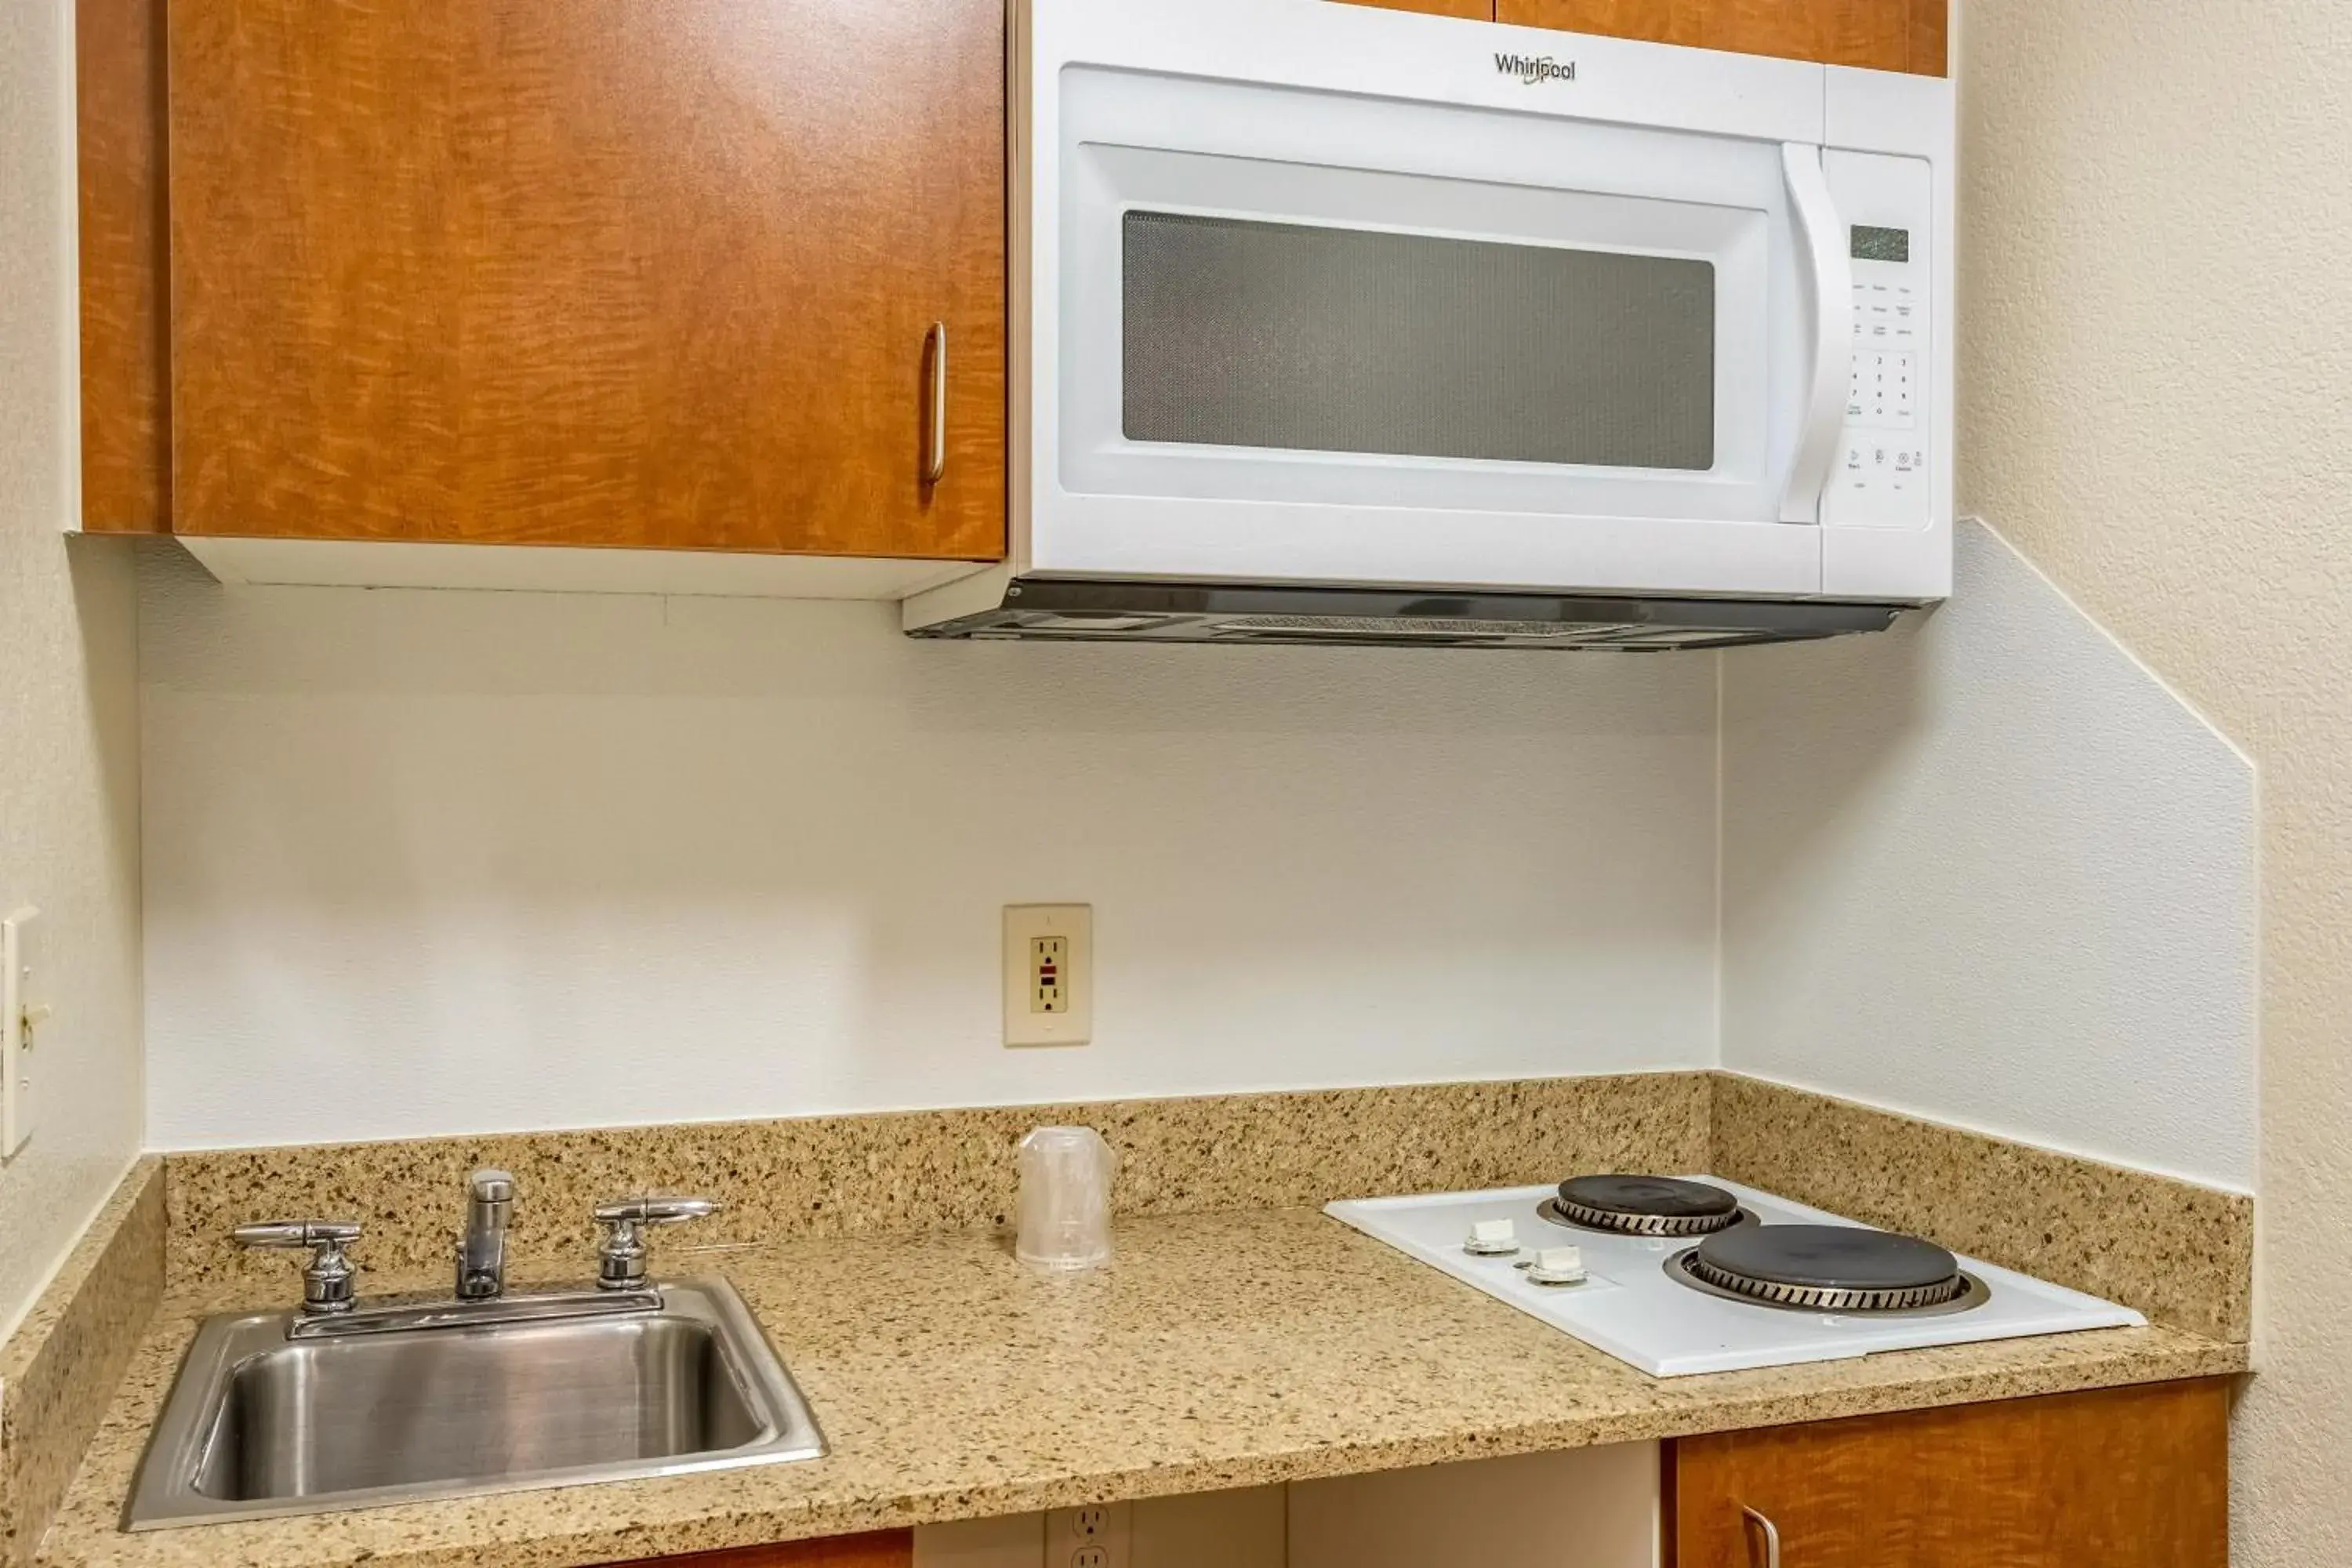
[234,1178,722,1339]
[455,1168,515,1300]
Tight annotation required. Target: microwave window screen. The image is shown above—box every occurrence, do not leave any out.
[1120,211,1715,470]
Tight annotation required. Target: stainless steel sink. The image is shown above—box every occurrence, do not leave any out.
[125,1278,826,1530]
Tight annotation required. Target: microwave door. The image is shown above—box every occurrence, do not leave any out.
[1033,67,1836,595]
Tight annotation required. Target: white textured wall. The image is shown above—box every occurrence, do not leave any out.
[1966,0,2352,1552]
[0,0,146,1332]
[139,548,1719,1148]
[1722,521,2255,1189]
[1958,0,2344,1555]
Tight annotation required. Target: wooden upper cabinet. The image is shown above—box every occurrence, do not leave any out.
[165,0,1005,560]
[1665,1380,2230,1568]
[1341,0,1499,19]
[1496,0,1948,74]
[75,0,171,534]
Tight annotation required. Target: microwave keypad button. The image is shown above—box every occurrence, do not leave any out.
[1843,351,1919,430]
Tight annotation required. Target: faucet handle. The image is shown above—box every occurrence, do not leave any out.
[591,1196,720,1290]
[234,1221,362,1316]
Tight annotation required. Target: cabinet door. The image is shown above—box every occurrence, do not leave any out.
[167,0,1004,561]
[1341,0,1497,18]
[604,1529,912,1567]
[1667,1381,2229,1568]
[75,0,171,533]
[1495,0,1947,75]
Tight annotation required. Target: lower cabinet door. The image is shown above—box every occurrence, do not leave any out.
[604,1529,913,1567]
[1667,1380,2229,1568]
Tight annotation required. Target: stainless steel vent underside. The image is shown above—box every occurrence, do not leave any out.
[909,580,1905,652]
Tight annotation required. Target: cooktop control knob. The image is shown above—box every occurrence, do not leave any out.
[1526,1246,1588,1286]
[1463,1218,1519,1256]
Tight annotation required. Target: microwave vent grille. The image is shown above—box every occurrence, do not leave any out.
[1215,615,1639,642]
[912,579,1906,651]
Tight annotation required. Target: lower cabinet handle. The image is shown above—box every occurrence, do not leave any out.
[922,321,948,485]
[1742,1505,1782,1568]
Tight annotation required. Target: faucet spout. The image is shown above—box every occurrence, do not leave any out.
[456,1168,515,1300]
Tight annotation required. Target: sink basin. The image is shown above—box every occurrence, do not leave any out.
[126,1278,826,1530]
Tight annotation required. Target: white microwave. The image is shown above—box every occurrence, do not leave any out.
[906,0,1955,651]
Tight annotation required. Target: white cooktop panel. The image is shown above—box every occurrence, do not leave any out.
[1325,1176,2145,1377]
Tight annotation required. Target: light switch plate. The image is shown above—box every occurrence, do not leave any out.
[3,906,38,1159]
[1003,905,1092,1047]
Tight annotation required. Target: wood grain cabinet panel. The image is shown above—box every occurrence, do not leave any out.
[1340,0,1497,20]
[166,0,1005,561]
[1666,1380,2230,1568]
[1494,0,1948,74]
[74,0,171,533]
[602,1529,913,1568]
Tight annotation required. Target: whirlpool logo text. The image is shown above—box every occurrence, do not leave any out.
[1495,53,1577,85]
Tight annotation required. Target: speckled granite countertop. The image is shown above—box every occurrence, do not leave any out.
[36,1209,2244,1568]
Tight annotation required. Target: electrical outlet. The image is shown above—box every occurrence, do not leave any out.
[3,906,41,1160]
[1030,936,1069,1014]
[1003,905,1091,1047]
[1047,1502,1129,1568]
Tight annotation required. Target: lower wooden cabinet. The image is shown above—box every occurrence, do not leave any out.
[590,1381,2230,1568]
[604,1530,912,1568]
[1664,1381,2230,1568]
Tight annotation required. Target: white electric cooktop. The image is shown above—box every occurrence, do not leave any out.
[1325,1175,2145,1378]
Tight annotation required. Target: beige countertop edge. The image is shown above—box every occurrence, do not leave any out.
[34,1210,2249,1568]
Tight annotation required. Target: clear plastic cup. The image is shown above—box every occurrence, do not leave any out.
[1015,1126,1117,1271]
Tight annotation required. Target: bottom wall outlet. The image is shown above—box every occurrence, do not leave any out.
[1045,1502,1131,1568]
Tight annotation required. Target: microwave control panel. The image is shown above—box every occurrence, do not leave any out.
[1822,151,1934,529]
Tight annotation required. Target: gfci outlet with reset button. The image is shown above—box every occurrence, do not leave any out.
[1003,905,1091,1047]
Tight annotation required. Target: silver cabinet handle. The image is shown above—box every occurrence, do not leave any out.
[923,321,948,485]
[1741,1505,1782,1568]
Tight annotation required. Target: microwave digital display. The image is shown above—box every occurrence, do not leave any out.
[1850,226,1911,263]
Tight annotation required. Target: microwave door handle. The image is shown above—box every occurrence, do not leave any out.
[1778,143,1854,524]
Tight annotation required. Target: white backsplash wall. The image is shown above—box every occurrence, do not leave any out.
[140,547,1719,1149]
[1720,521,2256,1190]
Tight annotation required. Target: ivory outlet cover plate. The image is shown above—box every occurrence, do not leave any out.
[3,906,38,1159]
[1046,1502,1131,1568]
[1003,905,1092,1047]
